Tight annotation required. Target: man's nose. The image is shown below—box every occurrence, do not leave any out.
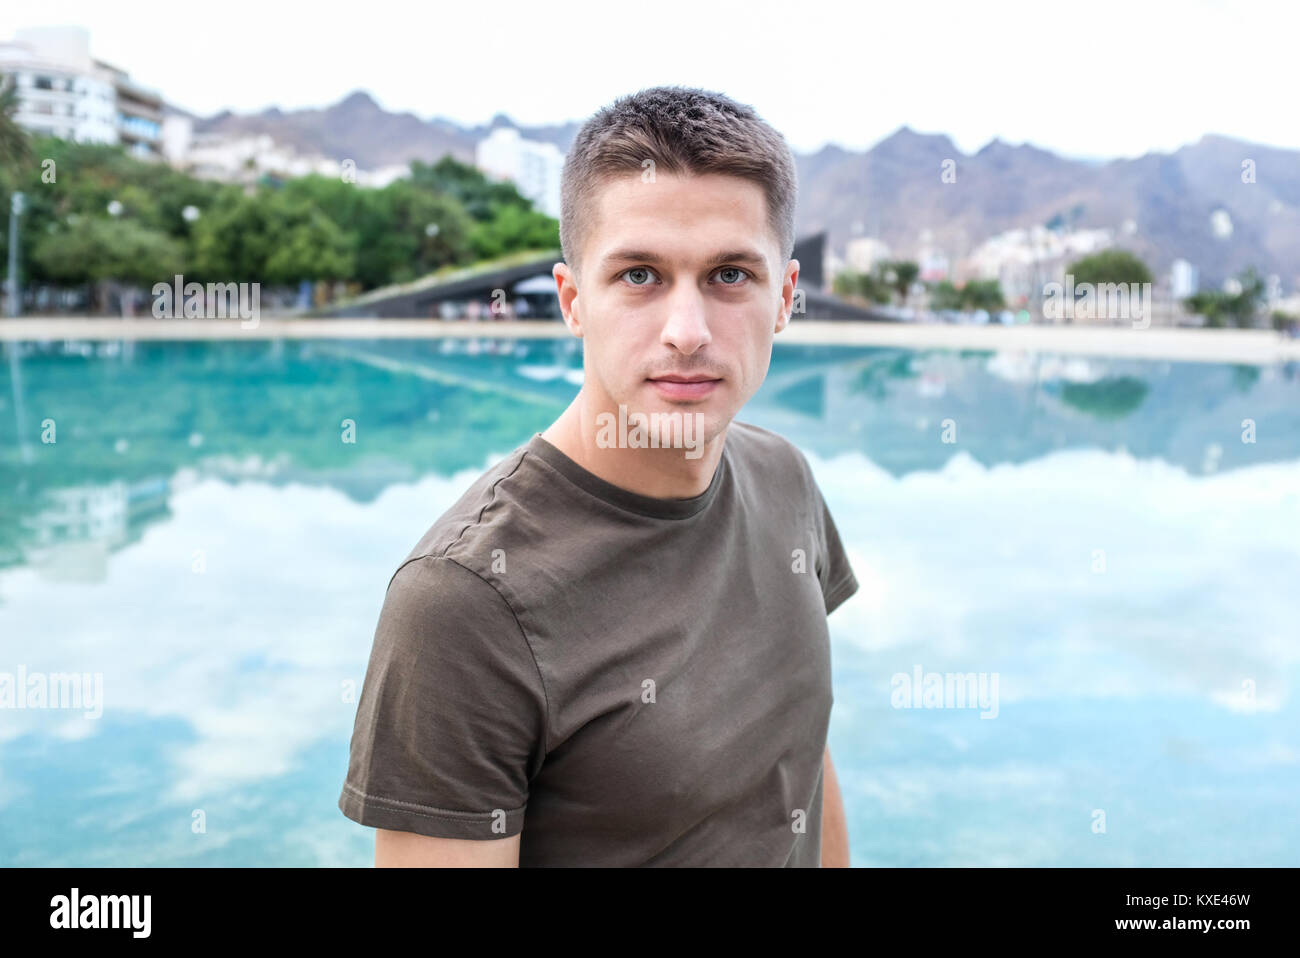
[659,287,712,354]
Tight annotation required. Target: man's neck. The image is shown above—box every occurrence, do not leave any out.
[540,390,727,500]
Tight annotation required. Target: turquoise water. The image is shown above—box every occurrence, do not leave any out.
[1,337,1298,866]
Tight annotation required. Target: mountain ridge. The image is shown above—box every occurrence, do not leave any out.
[189,92,1300,287]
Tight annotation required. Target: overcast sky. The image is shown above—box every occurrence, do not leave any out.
[4,0,1293,160]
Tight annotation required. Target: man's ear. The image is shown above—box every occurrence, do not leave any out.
[776,258,801,334]
[553,262,583,338]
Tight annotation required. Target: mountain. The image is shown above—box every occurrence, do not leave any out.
[192,90,580,171]
[189,94,1300,288]
[794,126,1300,287]
[194,90,479,168]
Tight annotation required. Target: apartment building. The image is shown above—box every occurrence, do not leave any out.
[0,26,163,158]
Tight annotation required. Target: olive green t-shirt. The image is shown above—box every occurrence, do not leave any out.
[338,419,858,866]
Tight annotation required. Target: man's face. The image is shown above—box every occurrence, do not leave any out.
[554,172,797,447]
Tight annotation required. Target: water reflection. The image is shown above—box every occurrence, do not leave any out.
[1,338,1297,865]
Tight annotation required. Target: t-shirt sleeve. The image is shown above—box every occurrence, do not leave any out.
[809,477,859,616]
[338,554,548,840]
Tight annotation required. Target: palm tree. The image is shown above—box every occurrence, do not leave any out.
[0,75,34,183]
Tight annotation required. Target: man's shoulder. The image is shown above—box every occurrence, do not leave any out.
[727,420,813,482]
[389,439,539,585]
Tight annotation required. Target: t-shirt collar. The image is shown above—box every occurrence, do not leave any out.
[525,432,727,520]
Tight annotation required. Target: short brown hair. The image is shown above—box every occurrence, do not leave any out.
[559,86,798,280]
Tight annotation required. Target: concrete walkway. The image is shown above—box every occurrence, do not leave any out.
[2,318,1297,364]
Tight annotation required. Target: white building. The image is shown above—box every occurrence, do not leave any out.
[916,247,949,282]
[1170,258,1199,298]
[964,225,1113,306]
[164,123,409,187]
[844,236,891,273]
[160,112,194,165]
[0,26,163,158]
[476,126,563,218]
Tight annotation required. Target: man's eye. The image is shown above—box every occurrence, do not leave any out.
[618,266,750,286]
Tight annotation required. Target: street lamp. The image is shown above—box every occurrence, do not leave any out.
[6,191,24,318]
[182,205,200,223]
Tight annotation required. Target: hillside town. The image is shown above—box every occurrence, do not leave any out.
[2,24,1298,329]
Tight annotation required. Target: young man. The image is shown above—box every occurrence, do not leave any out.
[338,86,858,867]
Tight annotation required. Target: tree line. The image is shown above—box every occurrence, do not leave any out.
[832,246,1294,330]
[0,82,1293,328]
[0,87,559,310]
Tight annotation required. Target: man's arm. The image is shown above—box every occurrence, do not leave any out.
[375,828,521,867]
[339,557,546,861]
[820,746,849,867]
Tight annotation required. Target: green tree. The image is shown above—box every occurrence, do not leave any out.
[32,217,184,311]
[1185,268,1266,328]
[929,280,964,310]
[32,218,182,285]
[191,189,353,284]
[5,136,231,288]
[264,199,354,284]
[928,278,1004,311]
[373,180,475,283]
[0,76,34,185]
[879,260,918,302]
[409,155,533,221]
[190,191,280,282]
[963,278,1004,310]
[0,133,568,307]
[1068,249,1153,286]
[833,269,891,304]
[468,202,559,261]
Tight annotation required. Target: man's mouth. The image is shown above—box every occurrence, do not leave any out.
[646,374,723,400]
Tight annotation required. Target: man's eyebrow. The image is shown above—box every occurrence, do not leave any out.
[598,248,769,272]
